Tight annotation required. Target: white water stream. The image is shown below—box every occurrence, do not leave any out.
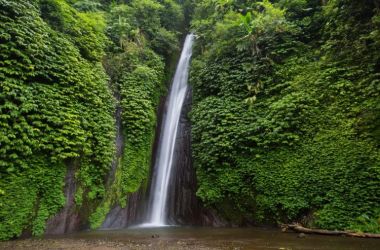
[141,34,194,227]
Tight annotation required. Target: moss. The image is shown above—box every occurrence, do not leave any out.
[89,199,112,230]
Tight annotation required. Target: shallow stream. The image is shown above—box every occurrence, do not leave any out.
[6,227,374,250]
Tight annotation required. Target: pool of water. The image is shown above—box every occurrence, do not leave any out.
[48,226,379,250]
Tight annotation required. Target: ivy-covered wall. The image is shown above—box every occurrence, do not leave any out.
[0,0,184,240]
[190,0,380,233]
[0,0,115,239]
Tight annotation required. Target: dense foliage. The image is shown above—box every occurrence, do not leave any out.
[190,0,380,232]
[0,0,115,239]
[1,0,379,241]
[87,0,184,228]
[0,0,184,239]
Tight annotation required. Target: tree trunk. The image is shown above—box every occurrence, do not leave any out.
[283,224,380,238]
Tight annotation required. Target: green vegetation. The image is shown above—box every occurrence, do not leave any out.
[0,0,379,241]
[190,0,380,232]
[0,0,183,239]
[0,0,115,239]
[87,0,184,228]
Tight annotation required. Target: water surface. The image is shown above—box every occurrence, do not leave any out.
[51,227,380,250]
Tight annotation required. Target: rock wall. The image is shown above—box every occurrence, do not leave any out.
[100,86,227,228]
[45,165,81,234]
[167,87,227,226]
[100,95,168,228]
[46,84,226,234]
[166,87,201,225]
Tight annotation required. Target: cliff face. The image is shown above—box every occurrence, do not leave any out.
[100,190,147,228]
[45,166,80,234]
[99,87,226,228]
[166,88,200,225]
[99,88,200,228]
[166,88,227,226]
[98,94,167,229]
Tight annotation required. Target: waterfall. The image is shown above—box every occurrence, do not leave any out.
[142,34,194,227]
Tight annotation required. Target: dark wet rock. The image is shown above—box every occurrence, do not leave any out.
[167,87,201,225]
[163,87,227,226]
[106,92,124,187]
[45,164,81,234]
[101,187,147,228]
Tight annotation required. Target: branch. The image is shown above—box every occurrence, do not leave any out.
[282,223,380,239]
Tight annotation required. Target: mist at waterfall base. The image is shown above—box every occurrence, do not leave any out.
[137,34,195,228]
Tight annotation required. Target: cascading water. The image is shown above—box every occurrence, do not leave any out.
[142,34,194,227]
